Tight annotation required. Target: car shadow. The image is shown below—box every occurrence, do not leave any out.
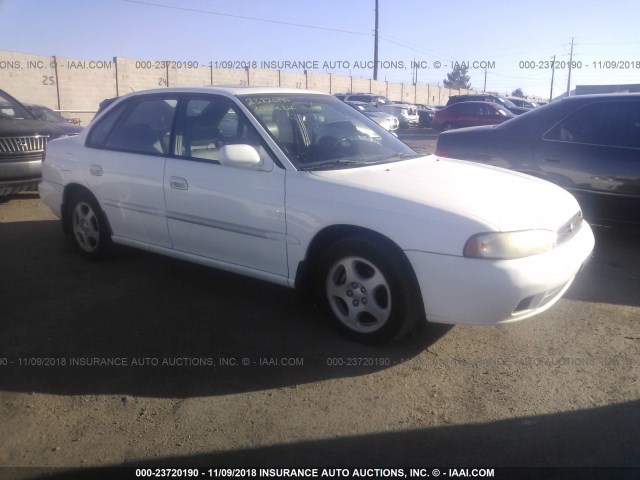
[565,224,640,308]
[0,192,40,204]
[30,400,640,477]
[1,220,451,398]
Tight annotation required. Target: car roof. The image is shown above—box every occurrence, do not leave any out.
[123,85,325,98]
[558,93,640,102]
[448,101,500,106]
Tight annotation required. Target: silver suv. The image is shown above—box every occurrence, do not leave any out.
[339,93,420,128]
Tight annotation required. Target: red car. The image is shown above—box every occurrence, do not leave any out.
[432,101,514,131]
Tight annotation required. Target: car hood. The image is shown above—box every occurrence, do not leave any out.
[0,118,66,138]
[311,155,580,232]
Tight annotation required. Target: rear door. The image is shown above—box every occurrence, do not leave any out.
[535,100,640,222]
[85,95,177,247]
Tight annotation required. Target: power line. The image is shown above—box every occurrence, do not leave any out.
[122,0,373,37]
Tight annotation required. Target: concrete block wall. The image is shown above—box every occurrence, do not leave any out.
[329,74,351,94]
[248,68,279,87]
[1,50,545,124]
[278,71,306,89]
[0,51,59,109]
[305,71,330,93]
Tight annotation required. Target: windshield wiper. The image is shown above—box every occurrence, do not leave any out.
[300,159,380,171]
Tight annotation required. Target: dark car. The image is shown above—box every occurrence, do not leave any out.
[435,94,640,225]
[507,97,539,109]
[431,101,514,131]
[412,103,436,127]
[447,94,531,115]
[26,104,83,135]
[0,89,65,196]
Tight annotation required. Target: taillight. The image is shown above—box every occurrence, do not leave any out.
[435,147,449,157]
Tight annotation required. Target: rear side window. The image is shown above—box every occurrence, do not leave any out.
[89,97,177,154]
[544,101,640,149]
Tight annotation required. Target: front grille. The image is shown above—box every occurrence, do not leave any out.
[0,135,49,154]
[556,211,583,245]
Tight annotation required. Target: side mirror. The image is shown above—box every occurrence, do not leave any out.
[219,144,264,169]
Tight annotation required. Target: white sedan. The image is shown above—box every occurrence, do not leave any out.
[40,87,594,343]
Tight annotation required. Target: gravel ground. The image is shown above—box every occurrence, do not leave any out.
[0,136,638,478]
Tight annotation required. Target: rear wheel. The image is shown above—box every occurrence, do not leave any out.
[316,234,423,343]
[68,190,112,259]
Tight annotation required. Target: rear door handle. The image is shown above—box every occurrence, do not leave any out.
[169,176,188,190]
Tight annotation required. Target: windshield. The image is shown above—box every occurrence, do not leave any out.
[239,94,417,170]
[0,91,33,120]
[31,106,66,123]
[495,105,513,116]
[350,102,379,113]
[497,97,517,108]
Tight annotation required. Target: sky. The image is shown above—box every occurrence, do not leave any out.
[1,0,639,100]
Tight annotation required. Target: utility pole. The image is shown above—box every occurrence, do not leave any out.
[483,68,487,92]
[566,38,574,97]
[373,0,379,80]
[549,54,556,101]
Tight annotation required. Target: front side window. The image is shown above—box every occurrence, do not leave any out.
[240,93,418,170]
[0,91,32,120]
[175,96,264,162]
[544,101,640,149]
[90,97,177,155]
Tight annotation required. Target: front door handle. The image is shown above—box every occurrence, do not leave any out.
[169,176,188,190]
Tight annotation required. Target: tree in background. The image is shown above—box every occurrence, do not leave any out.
[443,65,471,89]
[511,88,525,98]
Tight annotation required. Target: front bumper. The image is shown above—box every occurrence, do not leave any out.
[0,158,42,195]
[405,221,595,325]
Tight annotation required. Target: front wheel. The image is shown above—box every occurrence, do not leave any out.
[316,235,423,344]
[68,190,112,259]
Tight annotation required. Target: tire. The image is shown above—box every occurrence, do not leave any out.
[316,234,423,344]
[68,190,112,259]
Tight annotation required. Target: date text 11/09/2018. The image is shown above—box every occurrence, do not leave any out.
[519,60,640,69]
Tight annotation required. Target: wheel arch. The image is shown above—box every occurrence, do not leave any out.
[294,224,424,312]
[61,183,112,236]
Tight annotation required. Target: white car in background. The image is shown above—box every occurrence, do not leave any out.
[40,86,594,344]
[340,93,420,128]
[345,100,399,131]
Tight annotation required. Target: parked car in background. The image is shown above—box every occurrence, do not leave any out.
[340,93,420,128]
[507,97,539,109]
[432,101,514,131]
[26,104,83,135]
[447,94,531,115]
[411,103,436,127]
[41,86,594,343]
[346,101,399,131]
[436,94,640,225]
[0,89,65,196]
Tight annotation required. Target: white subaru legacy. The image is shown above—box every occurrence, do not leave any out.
[40,87,594,343]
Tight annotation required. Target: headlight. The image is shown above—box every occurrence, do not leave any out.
[463,230,556,259]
